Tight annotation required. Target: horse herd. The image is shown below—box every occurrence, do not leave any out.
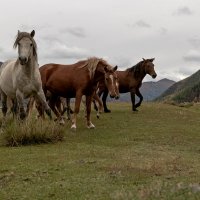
[0,30,157,130]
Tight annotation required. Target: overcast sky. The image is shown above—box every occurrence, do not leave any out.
[0,0,200,81]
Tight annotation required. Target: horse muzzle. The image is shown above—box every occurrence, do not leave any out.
[110,94,120,99]
[19,56,28,65]
[115,95,120,100]
[152,74,157,79]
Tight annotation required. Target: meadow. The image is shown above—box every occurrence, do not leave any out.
[0,102,200,200]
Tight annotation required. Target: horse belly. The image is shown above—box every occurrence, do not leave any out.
[47,84,76,98]
[119,86,130,94]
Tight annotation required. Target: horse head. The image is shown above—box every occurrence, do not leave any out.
[97,60,120,99]
[14,30,37,65]
[142,58,157,79]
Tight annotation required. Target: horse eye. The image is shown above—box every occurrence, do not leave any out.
[30,43,33,46]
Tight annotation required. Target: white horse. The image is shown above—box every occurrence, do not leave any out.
[0,30,51,120]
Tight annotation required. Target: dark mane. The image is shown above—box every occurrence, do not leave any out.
[126,61,144,78]
[13,32,37,61]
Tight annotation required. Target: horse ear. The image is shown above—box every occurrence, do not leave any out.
[104,66,109,73]
[113,65,118,71]
[30,30,35,37]
[151,58,155,62]
[18,30,21,35]
[142,58,146,61]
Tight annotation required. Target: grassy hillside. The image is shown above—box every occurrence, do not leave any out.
[0,103,200,199]
[157,70,200,103]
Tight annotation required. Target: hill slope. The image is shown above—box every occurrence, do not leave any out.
[156,69,200,103]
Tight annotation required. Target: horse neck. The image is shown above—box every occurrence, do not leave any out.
[21,56,38,77]
[93,71,105,85]
[134,66,147,82]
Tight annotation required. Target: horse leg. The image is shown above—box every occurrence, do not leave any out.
[135,89,143,108]
[130,91,137,111]
[102,89,110,113]
[93,93,103,119]
[66,98,71,120]
[1,92,8,118]
[71,93,82,129]
[35,99,45,119]
[85,95,95,129]
[48,96,64,124]
[26,97,35,117]
[93,99,98,111]
[0,92,8,128]
[56,97,67,123]
[11,98,18,118]
[16,90,26,120]
[60,97,67,116]
[55,98,63,114]
[35,89,52,120]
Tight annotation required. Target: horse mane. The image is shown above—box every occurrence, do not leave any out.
[80,57,110,79]
[13,32,38,61]
[126,61,144,78]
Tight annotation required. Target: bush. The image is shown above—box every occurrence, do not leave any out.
[1,118,65,146]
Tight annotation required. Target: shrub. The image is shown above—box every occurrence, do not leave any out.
[1,118,65,146]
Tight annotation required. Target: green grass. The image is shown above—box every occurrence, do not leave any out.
[0,102,200,200]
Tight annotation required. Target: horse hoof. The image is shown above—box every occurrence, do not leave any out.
[87,123,95,129]
[59,119,65,125]
[104,109,111,113]
[46,109,52,119]
[71,124,77,130]
[20,113,26,120]
[96,113,100,119]
[133,109,138,112]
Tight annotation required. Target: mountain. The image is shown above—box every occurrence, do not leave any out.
[110,78,175,102]
[140,78,175,101]
[156,70,200,103]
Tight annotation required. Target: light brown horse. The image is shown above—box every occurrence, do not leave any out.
[38,57,119,129]
[95,58,157,112]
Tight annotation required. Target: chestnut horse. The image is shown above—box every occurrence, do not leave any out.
[38,57,119,129]
[95,58,157,112]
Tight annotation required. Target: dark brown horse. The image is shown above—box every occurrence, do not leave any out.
[38,57,119,129]
[95,58,157,112]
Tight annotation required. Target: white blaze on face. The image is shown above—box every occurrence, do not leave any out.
[109,75,114,87]
[116,81,119,90]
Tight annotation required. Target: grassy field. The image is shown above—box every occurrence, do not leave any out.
[0,102,200,200]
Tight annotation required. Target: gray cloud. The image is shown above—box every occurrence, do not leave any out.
[112,57,131,69]
[174,6,193,16]
[40,34,63,44]
[183,50,200,62]
[133,20,151,28]
[178,66,200,78]
[42,43,90,60]
[159,27,168,35]
[188,37,200,48]
[61,27,86,38]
